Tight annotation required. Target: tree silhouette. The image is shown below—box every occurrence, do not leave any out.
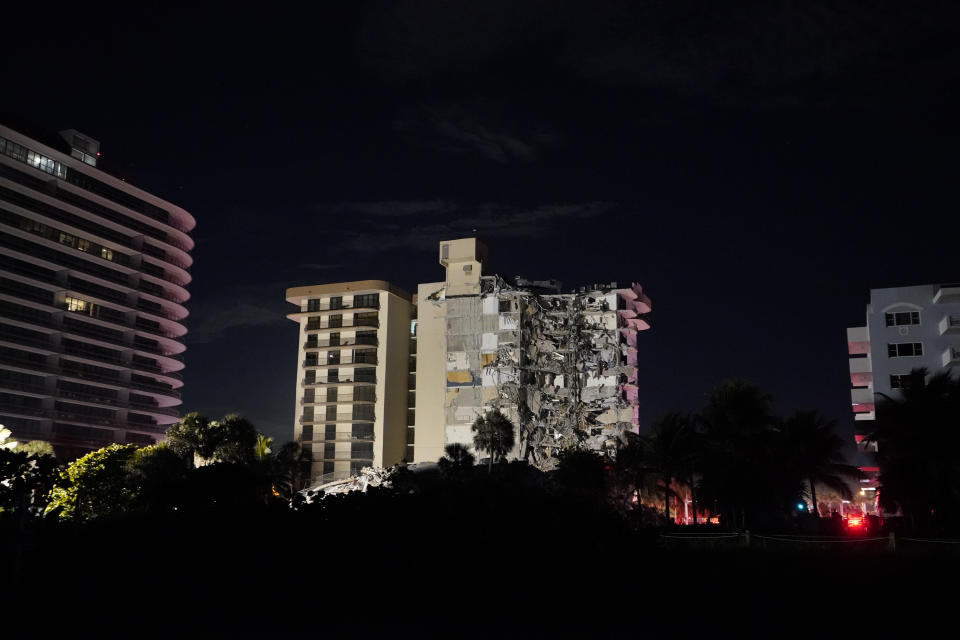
[438,443,475,474]
[779,411,859,517]
[471,409,516,473]
[868,368,960,530]
[643,413,698,523]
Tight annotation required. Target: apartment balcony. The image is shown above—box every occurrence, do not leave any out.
[939,315,960,335]
[850,387,875,413]
[302,336,378,350]
[303,318,380,332]
[933,283,960,304]
[301,377,377,387]
[301,355,379,368]
[847,326,870,355]
[942,346,960,368]
[848,356,873,387]
[304,301,380,313]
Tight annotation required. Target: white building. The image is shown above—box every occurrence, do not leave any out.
[846,284,960,498]
[0,124,194,459]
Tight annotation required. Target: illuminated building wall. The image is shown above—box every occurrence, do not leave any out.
[286,281,414,482]
[846,284,960,502]
[0,124,194,459]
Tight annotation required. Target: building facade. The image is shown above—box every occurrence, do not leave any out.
[0,124,194,459]
[286,281,414,481]
[846,284,960,501]
[414,238,651,470]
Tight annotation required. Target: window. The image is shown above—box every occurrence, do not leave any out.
[890,374,924,389]
[463,264,472,273]
[353,293,379,308]
[77,238,91,252]
[441,244,449,260]
[885,311,920,327]
[307,298,321,312]
[329,296,343,310]
[64,296,89,313]
[887,342,923,358]
[100,247,114,261]
[499,300,511,313]
[328,314,343,328]
[58,231,76,247]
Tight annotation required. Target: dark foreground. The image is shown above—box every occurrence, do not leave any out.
[6,501,956,637]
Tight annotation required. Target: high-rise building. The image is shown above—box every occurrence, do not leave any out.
[414,238,651,469]
[286,281,415,481]
[0,124,194,459]
[846,284,960,501]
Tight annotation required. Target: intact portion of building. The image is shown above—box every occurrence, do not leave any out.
[0,124,194,459]
[846,284,960,505]
[414,238,651,470]
[286,281,414,481]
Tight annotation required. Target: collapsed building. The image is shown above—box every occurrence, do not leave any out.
[414,238,651,470]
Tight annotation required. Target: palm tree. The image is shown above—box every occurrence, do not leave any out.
[643,413,698,523]
[868,368,960,529]
[697,380,778,529]
[779,411,860,517]
[253,434,273,461]
[472,409,516,473]
[438,443,475,473]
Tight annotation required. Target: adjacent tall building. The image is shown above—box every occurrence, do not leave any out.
[289,238,651,482]
[286,281,415,481]
[0,124,194,459]
[846,284,960,500]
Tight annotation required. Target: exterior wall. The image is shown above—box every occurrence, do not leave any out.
[846,284,960,507]
[286,281,412,482]
[0,125,194,458]
[413,281,447,463]
[379,291,412,468]
[847,284,960,422]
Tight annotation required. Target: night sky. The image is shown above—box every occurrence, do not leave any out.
[4,2,958,447]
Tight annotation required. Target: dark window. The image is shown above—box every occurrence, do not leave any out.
[329,296,343,310]
[326,387,338,402]
[301,425,313,440]
[307,299,321,312]
[499,300,511,312]
[353,386,375,402]
[328,314,343,328]
[887,343,923,357]
[353,293,379,308]
[325,406,337,420]
[885,311,920,327]
[329,332,340,346]
[352,404,375,421]
[327,351,341,365]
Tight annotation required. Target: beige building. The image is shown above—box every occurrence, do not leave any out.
[286,281,414,482]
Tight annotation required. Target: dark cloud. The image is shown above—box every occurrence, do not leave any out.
[316,201,617,253]
[186,284,290,344]
[394,105,558,163]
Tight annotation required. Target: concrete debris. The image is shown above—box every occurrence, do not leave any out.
[301,465,395,502]
[442,275,652,470]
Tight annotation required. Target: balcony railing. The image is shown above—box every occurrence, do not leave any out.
[303,336,378,349]
[305,301,380,312]
[304,319,379,331]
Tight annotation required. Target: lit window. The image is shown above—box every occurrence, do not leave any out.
[77,238,91,252]
[100,247,114,261]
[65,296,88,312]
[58,232,76,247]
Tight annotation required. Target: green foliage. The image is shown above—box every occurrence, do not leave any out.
[46,444,138,522]
[126,443,189,511]
[254,434,273,461]
[16,440,55,457]
[165,412,260,465]
[0,447,59,518]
